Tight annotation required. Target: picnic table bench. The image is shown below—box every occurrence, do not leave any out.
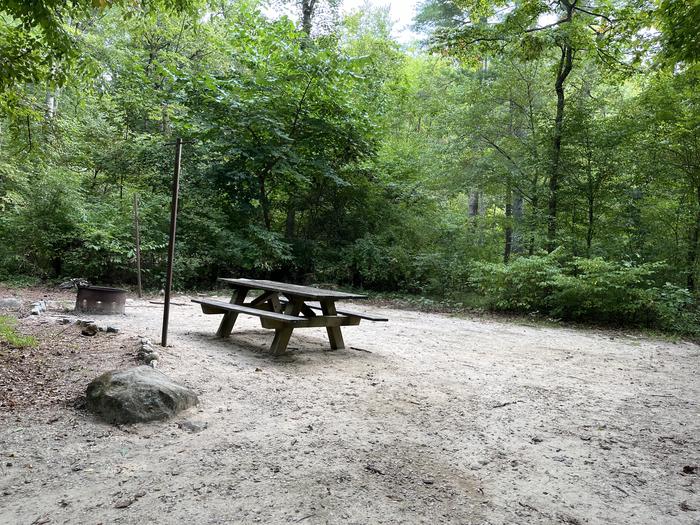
[192,278,388,355]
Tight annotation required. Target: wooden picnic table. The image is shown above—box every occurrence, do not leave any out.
[192,278,387,355]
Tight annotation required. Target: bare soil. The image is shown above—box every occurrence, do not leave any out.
[0,286,698,524]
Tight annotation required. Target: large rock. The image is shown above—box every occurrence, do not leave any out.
[86,366,198,424]
[0,298,22,310]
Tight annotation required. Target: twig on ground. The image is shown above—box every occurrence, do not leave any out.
[611,485,629,496]
[365,464,385,475]
[492,400,522,409]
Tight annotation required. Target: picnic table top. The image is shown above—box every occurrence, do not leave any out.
[218,278,367,301]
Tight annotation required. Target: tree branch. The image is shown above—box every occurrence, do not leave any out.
[574,5,614,23]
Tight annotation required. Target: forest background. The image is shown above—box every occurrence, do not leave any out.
[0,0,698,334]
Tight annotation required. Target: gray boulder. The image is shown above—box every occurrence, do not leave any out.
[85,366,198,424]
[0,298,22,310]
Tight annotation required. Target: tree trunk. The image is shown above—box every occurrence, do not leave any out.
[468,192,479,217]
[504,186,513,263]
[546,43,574,253]
[687,184,700,292]
[512,191,524,254]
[586,172,595,257]
[301,0,317,35]
[45,91,56,119]
[285,200,296,239]
[528,191,538,256]
[258,175,271,230]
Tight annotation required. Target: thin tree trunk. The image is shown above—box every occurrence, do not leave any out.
[546,43,574,253]
[513,191,524,254]
[468,192,479,217]
[586,190,594,257]
[258,175,271,230]
[504,186,513,263]
[687,184,700,292]
[285,200,296,239]
[133,194,143,298]
[528,193,538,256]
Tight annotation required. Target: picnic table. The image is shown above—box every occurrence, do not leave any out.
[192,278,388,355]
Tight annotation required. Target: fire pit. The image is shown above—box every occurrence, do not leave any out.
[75,286,127,315]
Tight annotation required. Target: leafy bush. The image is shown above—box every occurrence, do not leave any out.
[469,251,565,312]
[549,258,663,324]
[469,253,700,334]
[653,283,700,335]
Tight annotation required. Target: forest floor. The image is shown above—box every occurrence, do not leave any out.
[0,286,698,525]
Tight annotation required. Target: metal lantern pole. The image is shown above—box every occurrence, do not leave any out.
[133,193,143,299]
[161,138,183,347]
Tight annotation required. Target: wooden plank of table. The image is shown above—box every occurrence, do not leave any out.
[218,278,367,300]
[192,298,304,323]
[270,298,303,355]
[321,299,345,350]
[280,300,388,322]
[260,315,361,329]
[216,287,248,338]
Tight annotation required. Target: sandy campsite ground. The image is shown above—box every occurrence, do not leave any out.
[0,287,699,525]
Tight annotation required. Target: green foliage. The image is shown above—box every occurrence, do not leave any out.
[470,255,700,334]
[469,252,564,312]
[0,0,201,90]
[0,0,698,336]
[0,316,38,349]
[549,258,663,323]
[657,0,700,64]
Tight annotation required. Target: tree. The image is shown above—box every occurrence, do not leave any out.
[0,0,197,90]
[431,0,653,252]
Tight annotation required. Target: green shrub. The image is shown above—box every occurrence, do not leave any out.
[468,253,700,334]
[653,283,700,335]
[469,251,565,312]
[549,258,663,324]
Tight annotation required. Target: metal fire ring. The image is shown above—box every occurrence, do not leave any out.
[75,286,127,315]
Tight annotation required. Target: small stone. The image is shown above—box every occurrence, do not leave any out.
[143,352,159,363]
[680,501,697,512]
[81,324,98,337]
[58,318,71,325]
[106,326,119,333]
[30,300,47,315]
[177,420,208,433]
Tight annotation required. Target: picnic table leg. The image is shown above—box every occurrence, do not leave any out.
[269,299,302,355]
[321,300,345,350]
[216,287,249,338]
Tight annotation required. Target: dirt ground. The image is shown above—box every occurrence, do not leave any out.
[0,286,698,525]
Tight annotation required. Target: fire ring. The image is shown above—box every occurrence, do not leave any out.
[75,286,127,315]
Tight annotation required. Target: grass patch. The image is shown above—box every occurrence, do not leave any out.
[0,315,38,349]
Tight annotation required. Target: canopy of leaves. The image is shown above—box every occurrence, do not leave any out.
[0,0,698,333]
